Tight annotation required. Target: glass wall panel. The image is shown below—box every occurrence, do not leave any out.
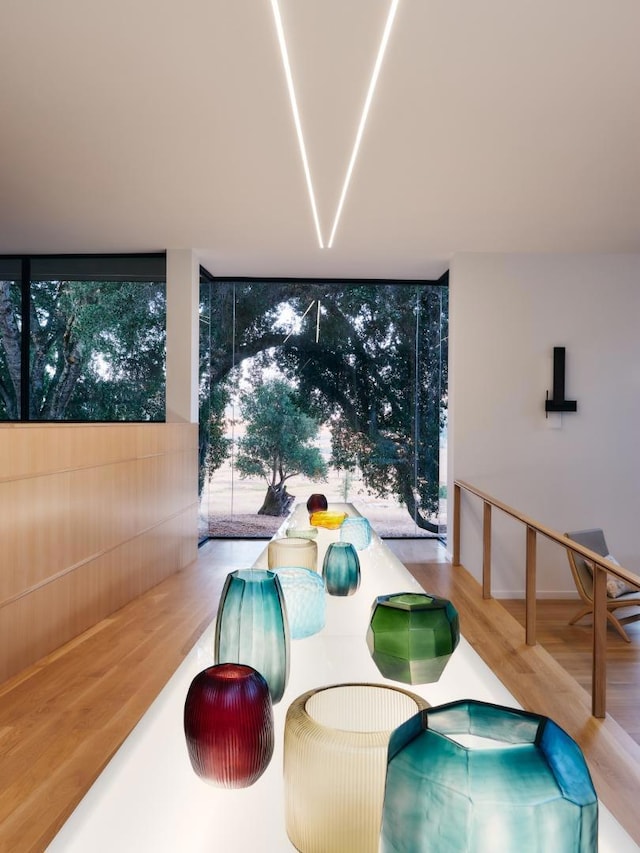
[199,278,448,540]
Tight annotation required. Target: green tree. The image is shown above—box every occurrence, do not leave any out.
[0,279,165,420]
[235,379,328,515]
[278,284,447,532]
[198,280,313,497]
[198,383,230,494]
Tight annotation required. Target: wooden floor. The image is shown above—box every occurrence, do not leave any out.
[1,538,640,852]
[500,597,640,744]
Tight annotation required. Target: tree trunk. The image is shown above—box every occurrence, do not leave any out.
[0,281,22,418]
[395,468,440,534]
[258,483,295,517]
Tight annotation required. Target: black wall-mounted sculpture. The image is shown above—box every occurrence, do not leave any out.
[545,346,577,415]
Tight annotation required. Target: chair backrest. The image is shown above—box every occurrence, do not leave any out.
[565,529,609,601]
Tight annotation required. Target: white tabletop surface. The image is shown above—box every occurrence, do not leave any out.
[48,503,639,851]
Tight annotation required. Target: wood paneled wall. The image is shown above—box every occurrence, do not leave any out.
[0,422,199,683]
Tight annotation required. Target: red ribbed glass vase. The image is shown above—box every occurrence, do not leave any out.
[306,493,328,513]
[184,663,274,788]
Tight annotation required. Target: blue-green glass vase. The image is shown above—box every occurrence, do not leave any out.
[322,542,360,596]
[214,569,290,703]
[381,699,598,852]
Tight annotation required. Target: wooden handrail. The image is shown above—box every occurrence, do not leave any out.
[453,478,640,717]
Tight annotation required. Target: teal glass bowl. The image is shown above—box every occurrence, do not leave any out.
[339,517,372,550]
[214,569,290,703]
[381,699,598,852]
[273,567,326,639]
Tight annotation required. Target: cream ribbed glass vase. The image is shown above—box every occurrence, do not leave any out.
[267,536,318,571]
[284,683,428,853]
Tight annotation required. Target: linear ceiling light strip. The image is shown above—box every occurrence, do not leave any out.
[270,0,325,249]
[327,0,400,249]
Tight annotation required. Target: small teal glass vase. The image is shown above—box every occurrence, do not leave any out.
[273,567,326,639]
[381,699,598,853]
[322,542,360,596]
[214,569,290,703]
[339,516,372,550]
[367,592,459,684]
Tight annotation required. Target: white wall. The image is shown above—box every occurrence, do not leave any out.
[166,249,200,423]
[449,253,640,597]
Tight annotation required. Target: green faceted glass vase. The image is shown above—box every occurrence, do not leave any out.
[366,592,459,684]
[381,699,598,853]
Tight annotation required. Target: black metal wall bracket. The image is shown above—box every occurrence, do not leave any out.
[545,346,577,416]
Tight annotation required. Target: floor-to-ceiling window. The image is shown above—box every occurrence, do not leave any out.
[199,275,448,540]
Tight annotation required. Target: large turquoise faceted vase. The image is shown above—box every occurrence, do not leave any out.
[322,541,360,596]
[367,592,459,684]
[214,569,290,704]
[381,699,598,852]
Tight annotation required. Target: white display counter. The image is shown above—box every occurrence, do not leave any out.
[48,504,638,851]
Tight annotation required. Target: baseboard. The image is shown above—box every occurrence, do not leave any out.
[493,589,580,600]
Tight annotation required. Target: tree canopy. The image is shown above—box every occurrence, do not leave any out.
[235,379,328,515]
[200,280,447,530]
[0,279,165,421]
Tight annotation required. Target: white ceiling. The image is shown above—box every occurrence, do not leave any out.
[1,0,639,280]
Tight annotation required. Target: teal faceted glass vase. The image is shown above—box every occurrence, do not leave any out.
[214,569,290,703]
[273,567,326,639]
[322,542,360,596]
[366,592,459,684]
[381,699,598,853]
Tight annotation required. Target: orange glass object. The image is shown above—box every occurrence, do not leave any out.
[309,510,347,530]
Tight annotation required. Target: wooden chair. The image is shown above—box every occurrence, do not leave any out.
[565,528,640,642]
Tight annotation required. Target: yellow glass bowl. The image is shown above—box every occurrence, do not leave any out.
[309,511,348,530]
